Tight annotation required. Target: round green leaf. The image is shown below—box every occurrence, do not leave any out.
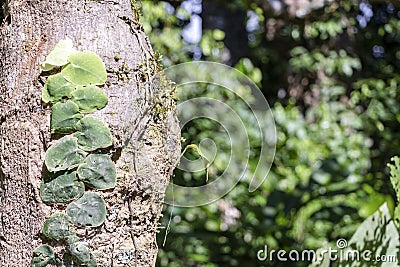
[71,85,108,113]
[40,171,85,205]
[67,243,93,264]
[41,38,76,71]
[66,192,106,227]
[86,255,97,267]
[31,245,56,267]
[45,136,87,172]
[51,100,83,134]
[61,51,107,85]
[42,73,75,103]
[77,154,116,190]
[43,213,75,241]
[66,243,97,266]
[74,117,112,151]
[41,64,56,72]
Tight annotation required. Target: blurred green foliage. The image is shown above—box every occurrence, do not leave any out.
[139,0,400,266]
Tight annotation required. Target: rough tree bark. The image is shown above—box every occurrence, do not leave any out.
[0,0,180,266]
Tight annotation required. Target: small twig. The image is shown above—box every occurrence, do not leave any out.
[162,180,174,247]
[111,243,115,266]
[181,144,210,182]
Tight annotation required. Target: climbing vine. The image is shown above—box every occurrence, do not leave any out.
[32,38,116,267]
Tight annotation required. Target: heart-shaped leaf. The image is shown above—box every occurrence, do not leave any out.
[67,243,96,265]
[66,192,106,227]
[51,100,83,134]
[71,85,108,113]
[45,136,87,172]
[40,171,85,205]
[61,51,107,85]
[31,245,56,267]
[41,38,76,71]
[43,213,75,241]
[74,117,112,151]
[77,154,116,190]
[86,255,97,267]
[42,73,75,103]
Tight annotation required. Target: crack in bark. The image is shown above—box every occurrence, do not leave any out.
[0,168,4,192]
[117,15,154,101]
[127,196,138,267]
[0,0,10,26]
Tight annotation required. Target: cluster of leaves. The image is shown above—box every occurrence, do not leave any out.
[32,39,115,267]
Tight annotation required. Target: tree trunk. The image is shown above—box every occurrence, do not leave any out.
[0,0,180,266]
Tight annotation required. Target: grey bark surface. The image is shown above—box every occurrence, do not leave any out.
[0,0,180,266]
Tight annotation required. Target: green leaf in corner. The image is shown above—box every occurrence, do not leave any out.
[312,203,400,267]
[71,85,108,113]
[61,51,107,85]
[51,100,83,134]
[74,117,112,151]
[66,192,106,227]
[43,213,75,241]
[338,203,400,267]
[77,154,116,190]
[42,73,75,103]
[40,171,85,205]
[389,156,400,203]
[31,245,56,267]
[389,156,400,226]
[41,38,76,71]
[45,135,87,172]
